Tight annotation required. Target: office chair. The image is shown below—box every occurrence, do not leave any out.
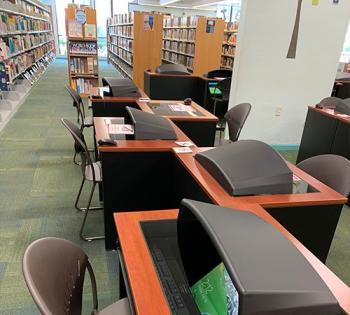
[23,237,131,315]
[204,68,232,78]
[224,103,252,142]
[65,85,93,129]
[211,78,232,133]
[155,64,190,75]
[319,97,342,108]
[297,154,350,197]
[61,118,104,241]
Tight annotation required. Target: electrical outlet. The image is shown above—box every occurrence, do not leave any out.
[275,106,282,116]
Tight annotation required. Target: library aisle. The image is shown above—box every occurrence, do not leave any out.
[0,58,121,314]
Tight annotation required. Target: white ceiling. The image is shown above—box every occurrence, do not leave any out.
[136,0,240,10]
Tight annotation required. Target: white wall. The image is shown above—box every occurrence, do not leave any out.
[229,0,350,145]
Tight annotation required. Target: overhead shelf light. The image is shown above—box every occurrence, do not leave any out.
[160,0,180,5]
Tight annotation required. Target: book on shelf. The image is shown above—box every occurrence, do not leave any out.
[0,12,51,34]
[70,56,97,74]
[68,20,83,38]
[0,62,8,91]
[69,41,97,55]
[163,16,197,28]
[84,23,96,38]
[71,78,94,94]
[108,12,134,25]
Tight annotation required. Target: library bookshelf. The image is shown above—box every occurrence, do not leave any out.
[107,12,163,89]
[0,0,56,88]
[221,21,238,70]
[162,16,224,75]
[65,5,98,98]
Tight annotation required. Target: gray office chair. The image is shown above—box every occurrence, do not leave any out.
[297,154,350,197]
[23,237,131,315]
[319,97,342,108]
[155,63,190,75]
[224,103,251,142]
[65,85,93,129]
[61,118,104,241]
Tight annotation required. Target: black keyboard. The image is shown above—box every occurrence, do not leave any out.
[152,246,186,312]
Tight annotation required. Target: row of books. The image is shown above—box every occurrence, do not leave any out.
[0,33,52,59]
[109,44,133,66]
[69,42,97,55]
[71,78,95,94]
[222,45,235,57]
[221,56,234,69]
[163,16,197,28]
[109,36,133,52]
[109,25,133,38]
[223,33,237,45]
[69,57,98,75]
[109,55,133,79]
[163,40,195,56]
[15,0,49,18]
[162,51,193,69]
[6,43,52,83]
[108,12,134,26]
[163,29,196,42]
[0,0,49,20]
[0,13,51,34]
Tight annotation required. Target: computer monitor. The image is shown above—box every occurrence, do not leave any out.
[195,140,293,196]
[126,106,177,140]
[191,262,239,315]
[101,77,141,97]
[208,81,222,96]
[177,199,345,315]
[155,64,190,75]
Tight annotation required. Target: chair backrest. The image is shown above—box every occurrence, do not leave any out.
[319,97,342,108]
[65,85,85,122]
[216,78,232,100]
[61,118,95,180]
[297,154,350,197]
[224,103,252,142]
[23,237,98,315]
[155,63,190,75]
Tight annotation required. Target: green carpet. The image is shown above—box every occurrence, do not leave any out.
[0,60,349,315]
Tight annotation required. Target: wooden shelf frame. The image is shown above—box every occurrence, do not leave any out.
[65,6,99,97]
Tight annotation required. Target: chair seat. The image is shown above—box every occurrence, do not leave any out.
[98,298,131,315]
[84,116,93,127]
[85,161,102,182]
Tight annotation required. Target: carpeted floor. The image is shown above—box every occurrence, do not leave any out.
[0,59,349,314]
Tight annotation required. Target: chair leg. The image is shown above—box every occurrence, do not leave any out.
[75,178,103,212]
[73,151,81,165]
[80,182,104,242]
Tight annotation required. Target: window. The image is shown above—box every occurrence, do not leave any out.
[56,0,73,55]
[96,0,112,57]
[340,23,350,63]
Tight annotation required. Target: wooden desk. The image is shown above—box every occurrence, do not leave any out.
[92,96,219,146]
[115,210,350,315]
[297,106,350,163]
[95,118,346,262]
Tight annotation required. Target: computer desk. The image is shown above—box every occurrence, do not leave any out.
[95,117,346,263]
[114,209,350,315]
[91,93,218,146]
[297,106,350,163]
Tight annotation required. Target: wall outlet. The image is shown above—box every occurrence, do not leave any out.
[275,106,283,116]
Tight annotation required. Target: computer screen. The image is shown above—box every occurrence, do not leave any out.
[191,262,239,315]
[208,82,222,96]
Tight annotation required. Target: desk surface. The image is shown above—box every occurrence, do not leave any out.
[94,117,193,152]
[136,100,218,122]
[175,146,347,208]
[309,105,350,125]
[115,210,350,315]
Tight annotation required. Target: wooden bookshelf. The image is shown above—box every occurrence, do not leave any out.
[162,16,224,75]
[107,12,163,89]
[65,5,98,98]
[0,0,56,88]
[221,21,239,70]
